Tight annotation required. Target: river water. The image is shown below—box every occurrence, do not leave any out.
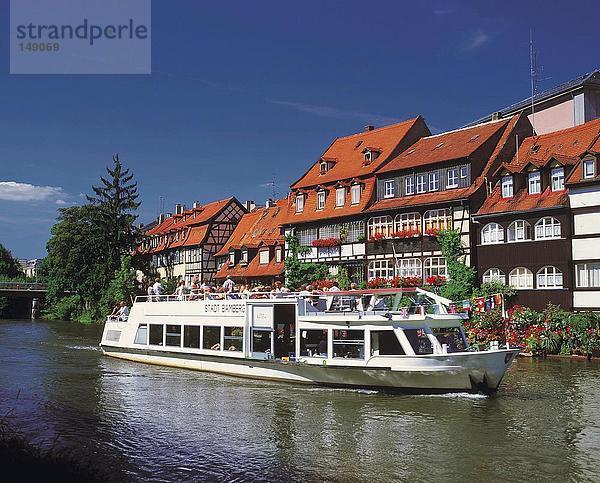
[1,319,599,482]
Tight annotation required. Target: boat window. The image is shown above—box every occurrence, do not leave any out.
[183,326,201,349]
[166,325,181,347]
[203,326,221,350]
[224,327,243,352]
[403,328,433,355]
[134,324,148,345]
[370,330,405,355]
[149,324,163,346]
[300,329,328,357]
[252,329,272,353]
[332,330,364,359]
[431,327,466,353]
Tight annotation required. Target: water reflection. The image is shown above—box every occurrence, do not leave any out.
[1,320,599,481]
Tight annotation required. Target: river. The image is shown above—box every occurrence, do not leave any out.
[1,319,599,482]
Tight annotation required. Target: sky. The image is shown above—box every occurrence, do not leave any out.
[0,0,599,258]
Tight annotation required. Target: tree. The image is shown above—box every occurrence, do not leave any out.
[284,234,330,289]
[0,243,21,278]
[438,229,476,301]
[100,255,141,315]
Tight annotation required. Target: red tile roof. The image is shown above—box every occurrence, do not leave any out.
[291,117,429,189]
[376,119,510,174]
[214,199,287,257]
[565,138,600,186]
[476,186,568,216]
[214,257,284,281]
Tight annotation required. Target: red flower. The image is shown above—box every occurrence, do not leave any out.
[312,238,341,247]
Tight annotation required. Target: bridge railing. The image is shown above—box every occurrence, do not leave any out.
[0,282,47,291]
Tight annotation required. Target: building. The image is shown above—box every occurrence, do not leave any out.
[17,258,42,278]
[283,117,431,284]
[214,199,288,286]
[363,115,531,285]
[566,136,600,310]
[473,118,600,310]
[468,69,600,135]
[142,198,246,284]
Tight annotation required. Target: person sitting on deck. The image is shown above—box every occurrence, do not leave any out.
[152,278,164,301]
[174,280,186,301]
[326,281,341,310]
[222,276,235,293]
[117,301,130,321]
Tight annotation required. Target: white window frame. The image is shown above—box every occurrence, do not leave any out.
[241,248,248,263]
[320,161,328,175]
[259,249,270,265]
[405,176,414,195]
[384,179,395,198]
[394,212,421,233]
[483,268,505,284]
[459,165,468,179]
[350,184,361,205]
[528,171,541,195]
[537,266,563,289]
[447,168,459,188]
[317,191,326,210]
[423,209,452,232]
[583,159,596,179]
[416,174,426,193]
[534,217,561,240]
[229,250,235,265]
[509,267,533,289]
[367,216,393,239]
[275,247,282,263]
[551,167,565,191]
[428,172,440,191]
[576,262,600,288]
[368,259,394,280]
[424,257,447,279]
[481,223,504,245]
[364,150,372,164]
[397,258,422,278]
[507,220,531,242]
[295,194,304,213]
[501,175,513,198]
[336,187,345,207]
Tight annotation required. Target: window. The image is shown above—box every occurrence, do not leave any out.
[483,268,505,284]
[319,223,340,239]
[317,191,326,210]
[371,330,405,355]
[397,258,422,278]
[447,168,458,188]
[416,174,426,193]
[252,329,272,353]
[345,220,365,243]
[336,187,345,207]
[332,330,364,359]
[509,267,533,289]
[241,249,248,263]
[576,262,600,288]
[551,167,565,191]
[368,259,394,279]
[134,324,148,345]
[481,223,504,245]
[403,328,433,355]
[384,179,395,198]
[424,257,447,278]
[537,266,563,289]
[300,329,328,357]
[583,159,596,179]
[295,194,304,213]
[229,250,235,265]
[364,150,372,164]
[203,326,222,350]
[259,249,269,265]
[183,326,201,348]
[367,215,393,238]
[501,175,513,198]
[165,325,181,347]
[275,247,282,263]
[394,212,421,233]
[351,184,361,204]
[149,324,163,345]
[528,171,541,194]
[428,172,440,191]
[423,209,452,232]
[320,161,329,175]
[507,220,531,242]
[431,327,467,353]
[405,176,414,195]
[296,227,317,246]
[460,165,468,179]
[224,327,243,351]
[535,217,561,239]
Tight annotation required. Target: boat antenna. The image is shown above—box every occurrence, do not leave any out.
[529,29,538,136]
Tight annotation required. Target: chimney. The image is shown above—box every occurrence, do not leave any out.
[266,198,275,208]
[175,203,185,215]
[192,201,201,209]
[364,124,375,132]
[244,200,256,212]
[158,213,166,224]
[491,112,502,121]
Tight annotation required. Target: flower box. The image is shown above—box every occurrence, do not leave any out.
[312,238,341,247]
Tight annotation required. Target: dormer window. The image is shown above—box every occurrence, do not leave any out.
[501,175,513,198]
[275,246,282,263]
[241,248,248,264]
[428,172,439,191]
[384,179,395,198]
[336,187,345,207]
[259,249,269,265]
[530,144,540,154]
[317,191,326,210]
[295,194,304,213]
[551,167,565,191]
[584,158,596,179]
[364,150,372,164]
[320,161,329,175]
[229,249,235,265]
[416,174,426,193]
[528,171,541,195]
[351,184,361,205]
[447,168,458,188]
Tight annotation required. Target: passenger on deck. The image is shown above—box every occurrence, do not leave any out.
[223,276,235,293]
[152,278,164,301]
[174,280,186,301]
[326,281,341,310]
[318,337,328,356]
[147,283,154,302]
[110,303,121,318]
[117,301,130,321]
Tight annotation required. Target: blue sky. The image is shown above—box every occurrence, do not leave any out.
[1,0,599,258]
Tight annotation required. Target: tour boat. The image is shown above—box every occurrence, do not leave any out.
[100,288,519,395]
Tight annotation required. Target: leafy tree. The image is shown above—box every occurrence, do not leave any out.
[0,243,21,278]
[438,229,476,301]
[100,255,140,315]
[284,234,330,289]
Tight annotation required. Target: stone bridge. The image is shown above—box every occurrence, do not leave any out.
[0,282,47,319]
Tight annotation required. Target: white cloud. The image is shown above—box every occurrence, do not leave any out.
[0,181,65,202]
[55,199,67,206]
[465,30,490,51]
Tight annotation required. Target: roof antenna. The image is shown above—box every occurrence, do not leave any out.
[530,29,538,136]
